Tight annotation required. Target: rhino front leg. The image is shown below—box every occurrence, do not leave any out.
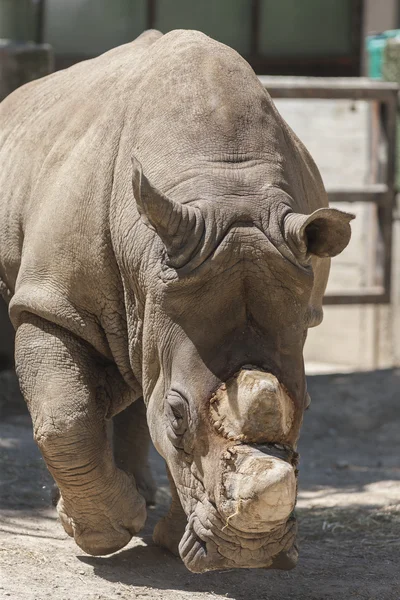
[113,398,157,506]
[15,314,146,556]
[153,467,187,555]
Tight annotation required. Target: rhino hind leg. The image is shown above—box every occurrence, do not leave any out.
[113,398,157,506]
[153,467,187,556]
[15,314,146,556]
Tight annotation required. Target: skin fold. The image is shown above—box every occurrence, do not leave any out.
[0,29,353,572]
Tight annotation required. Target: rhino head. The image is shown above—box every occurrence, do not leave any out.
[131,158,353,572]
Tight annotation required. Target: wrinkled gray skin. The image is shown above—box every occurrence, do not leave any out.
[0,30,353,573]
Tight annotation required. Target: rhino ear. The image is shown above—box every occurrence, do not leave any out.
[131,156,204,269]
[284,208,354,258]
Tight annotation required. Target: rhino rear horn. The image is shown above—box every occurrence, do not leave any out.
[131,157,204,269]
[284,208,354,258]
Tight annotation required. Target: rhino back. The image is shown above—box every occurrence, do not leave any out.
[113,30,326,212]
[0,28,326,355]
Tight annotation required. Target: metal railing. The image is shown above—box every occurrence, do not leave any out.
[259,76,399,305]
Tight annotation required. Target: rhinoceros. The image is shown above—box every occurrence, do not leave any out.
[0,29,353,572]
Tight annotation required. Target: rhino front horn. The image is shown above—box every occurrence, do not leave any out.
[210,369,294,443]
[131,156,204,269]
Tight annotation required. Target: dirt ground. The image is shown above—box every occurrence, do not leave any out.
[0,369,399,600]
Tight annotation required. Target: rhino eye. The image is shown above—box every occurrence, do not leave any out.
[165,392,189,445]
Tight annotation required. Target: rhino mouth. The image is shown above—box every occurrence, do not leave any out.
[178,496,298,573]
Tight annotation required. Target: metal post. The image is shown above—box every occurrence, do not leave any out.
[34,0,46,45]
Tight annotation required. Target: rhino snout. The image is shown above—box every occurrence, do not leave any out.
[209,368,297,534]
[217,446,296,532]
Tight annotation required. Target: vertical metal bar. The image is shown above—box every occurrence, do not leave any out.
[379,95,397,303]
[366,102,379,292]
[368,102,380,185]
[35,0,46,45]
[351,0,364,76]
[250,0,260,58]
[147,0,156,30]
[384,96,397,191]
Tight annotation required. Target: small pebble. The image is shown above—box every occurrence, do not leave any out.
[78,570,85,575]
[335,460,349,470]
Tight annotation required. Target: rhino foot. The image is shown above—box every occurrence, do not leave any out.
[153,503,187,556]
[57,470,147,556]
[135,468,157,507]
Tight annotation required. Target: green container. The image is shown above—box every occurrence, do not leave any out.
[366,34,387,79]
[366,30,400,80]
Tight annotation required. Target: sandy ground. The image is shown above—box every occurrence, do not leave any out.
[0,369,399,600]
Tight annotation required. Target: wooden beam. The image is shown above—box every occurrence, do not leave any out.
[326,184,390,204]
[258,76,399,101]
[324,288,390,305]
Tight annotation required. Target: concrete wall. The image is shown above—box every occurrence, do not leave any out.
[274,98,400,371]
